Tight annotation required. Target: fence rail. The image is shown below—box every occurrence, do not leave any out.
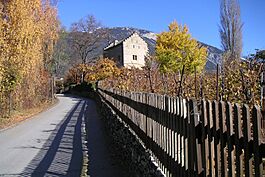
[98,88,265,177]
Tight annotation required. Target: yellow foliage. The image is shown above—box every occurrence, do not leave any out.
[66,58,120,84]
[0,0,59,116]
[156,21,207,74]
[91,58,120,81]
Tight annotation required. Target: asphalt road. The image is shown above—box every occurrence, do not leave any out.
[0,94,127,177]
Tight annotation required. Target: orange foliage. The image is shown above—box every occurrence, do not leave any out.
[65,58,120,84]
[0,0,59,117]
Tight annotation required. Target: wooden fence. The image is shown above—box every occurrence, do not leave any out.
[98,88,265,177]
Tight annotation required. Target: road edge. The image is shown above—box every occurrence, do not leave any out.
[0,97,60,132]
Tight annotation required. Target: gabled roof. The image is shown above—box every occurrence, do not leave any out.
[104,32,140,51]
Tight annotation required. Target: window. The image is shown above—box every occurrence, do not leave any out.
[133,45,135,48]
[133,55,137,60]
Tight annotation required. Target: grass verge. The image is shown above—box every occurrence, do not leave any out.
[0,98,58,130]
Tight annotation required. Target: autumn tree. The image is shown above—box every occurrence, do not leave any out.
[0,0,59,116]
[42,0,59,71]
[70,15,107,64]
[219,0,243,61]
[65,63,93,84]
[143,55,158,93]
[69,15,108,82]
[65,58,120,85]
[90,58,120,82]
[156,21,207,94]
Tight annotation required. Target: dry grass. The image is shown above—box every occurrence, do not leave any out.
[0,99,58,130]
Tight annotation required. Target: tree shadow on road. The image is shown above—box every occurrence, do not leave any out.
[20,96,87,177]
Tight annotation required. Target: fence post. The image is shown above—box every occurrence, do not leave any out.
[242,104,253,177]
[219,101,228,177]
[188,99,200,176]
[212,100,220,177]
[234,103,243,177]
[206,100,214,177]
[226,102,235,177]
[252,105,263,177]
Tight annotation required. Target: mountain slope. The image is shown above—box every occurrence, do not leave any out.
[103,27,223,71]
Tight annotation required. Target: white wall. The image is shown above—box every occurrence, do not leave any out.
[123,33,148,69]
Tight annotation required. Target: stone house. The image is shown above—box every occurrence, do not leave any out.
[103,33,149,69]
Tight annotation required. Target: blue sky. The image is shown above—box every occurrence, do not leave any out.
[58,0,265,56]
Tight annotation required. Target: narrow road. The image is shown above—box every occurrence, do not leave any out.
[0,95,127,177]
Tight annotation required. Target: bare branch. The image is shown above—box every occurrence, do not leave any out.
[219,0,243,61]
[69,15,107,65]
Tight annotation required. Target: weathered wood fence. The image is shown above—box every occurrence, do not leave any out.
[98,88,265,177]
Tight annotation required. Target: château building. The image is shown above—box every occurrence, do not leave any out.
[103,33,149,69]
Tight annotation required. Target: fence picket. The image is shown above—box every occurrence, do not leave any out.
[206,100,213,177]
[252,105,263,177]
[242,104,254,177]
[234,104,244,177]
[219,101,228,177]
[212,100,220,177]
[201,100,207,177]
[98,88,265,177]
[226,102,235,177]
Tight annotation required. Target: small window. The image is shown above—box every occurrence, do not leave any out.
[133,55,137,60]
[138,46,140,49]
[133,45,135,48]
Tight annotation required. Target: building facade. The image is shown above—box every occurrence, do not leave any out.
[103,33,148,69]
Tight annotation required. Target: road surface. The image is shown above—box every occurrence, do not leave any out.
[0,95,127,177]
